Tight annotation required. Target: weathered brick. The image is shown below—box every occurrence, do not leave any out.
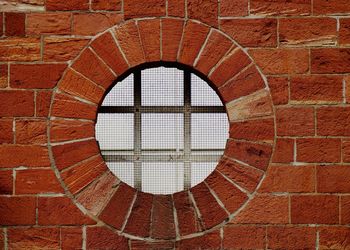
[27,13,71,35]
[0,196,36,225]
[91,0,121,10]
[340,18,350,45]
[313,0,350,15]
[0,170,13,194]
[124,0,166,19]
[10,64,66,89]
[0,37,40,62]
[341,196,350,224]
[151,195,176,240]
[178,21,210,66]
[0,0,45,12]
[46,0,89,10]
[187,0,218,27]
[317,107,350,136]
[250,48,309,74]
[86,227,128,249]
[311,48,350,74]
[259,165,315,193]
[250,0,311,16]
[223,226,266,249]
[319,227,350,249]
[229,118,274,143]
[36,90,52,117]
[15,169,63,195]
[168,0,185,17]
[5,13,25,36]
[38,197,94,225]
[176,231,221,250]
[291,195,339,224]
[0,119,13,144]
[220,19,277,47]
[0,64,8,88]
[15,119,47,144]
[220,0,248,16]
[297,138,341,163]
[61,227,82,250]
[267,226,316,249]
[317,165,350,193]
[279,18,337,46]
[138,19,161,62]
[161,19,184,62]
[131,241,175,250]
[50,119,95,143]
[276,107,315,136]
[272,138,294,163]
[267,76,289,105]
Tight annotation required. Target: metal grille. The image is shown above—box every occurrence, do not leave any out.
[96,65,228,194]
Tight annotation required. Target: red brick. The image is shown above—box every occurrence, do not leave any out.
[206,171,248,213]
[27,13,71,35]
[36,90,52,117]
[279,18,337,46]
[195,30,233,75]
[223,226,266,249]
[0,64,8,88]
[46,0,89,10]
[16,118,46,144]
[43,37,89,62]
[176,231,221,250]
[250,0,311,16]
[0,91,34,117]
[217,158,263,193]
[99,183,136,229]
[220,19,277,47]
[10,64,66,89]
[73,13,123,36]
[77,172,119,216]
[187,0,218,27]
[313,0,350,15]
[276,107,315,136]
[312,48,350,74]
[173,191,201,236]
[0,196,36,225]
[230,118,274,143]
[50,119,95,143]
[233,194,289,224]
[0,13,2,36]
[124,192,153,237]
[267,76,289,105]
[343,140,350,163]
[267,226,316,249]
[114,21,145,67]
[272,138,294,163]
[86,227,128,249]
[161,19,184,62]
[91,0,121,10]
[319,227,350,249]
[61,155,107,194]
[0,170,13,194]
[225,140,272,171]
[151,195,176,240]
[219,65,265,104]
[0,37,40,62]
[15,169,63,195]
[52,139,100,171]
[341,196,350,224]
[168,0,185,17]
[259,165,315,193]
[220,0,248,16]
[131,241,174,250]
[5,13,25,36]
[178,21,210,66]
[0,145,50,168]
[8,228,60,249]
[61,228,82,250]
[317,107,350,136]
[0,119,13,144]
[59,68,105,104]
[297,138,341,163]
[0,229,3,250]
[91,32,129,76]
[51,93,97,120]
[73,49,115,89]
[317,166,350,193]
[291,195,339,224]
[138,19,161,62]
[124,0,166,19]
[250,48,309,74]
[38,197,94,225]
[191,183,228,230]
[340,18,350,45]
[210,49,251,87]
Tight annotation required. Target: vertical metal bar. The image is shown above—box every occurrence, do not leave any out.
[183,70,192,190]
[134,70,142,190]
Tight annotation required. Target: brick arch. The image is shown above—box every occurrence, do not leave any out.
[49,17,275,241]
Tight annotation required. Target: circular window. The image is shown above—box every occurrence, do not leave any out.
[96,65,229,195]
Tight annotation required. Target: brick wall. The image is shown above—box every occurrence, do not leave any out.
[0,0,350,249]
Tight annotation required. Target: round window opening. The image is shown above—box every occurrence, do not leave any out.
[96,65,229,195]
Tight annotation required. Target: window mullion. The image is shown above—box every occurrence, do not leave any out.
[134,70,142,190]
[184,70,192,190]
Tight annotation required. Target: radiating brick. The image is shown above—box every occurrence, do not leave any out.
[50,119,95,143]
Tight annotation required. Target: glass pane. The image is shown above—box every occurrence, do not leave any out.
[142,113,183,150]
[142,67,184,106]
[96,113,134,150]
[191,74,222,106]
[107,162,134,187]
[191,163,216,187]
[142,163,184,194]
[191,113,228,150]
[102,74,134,106]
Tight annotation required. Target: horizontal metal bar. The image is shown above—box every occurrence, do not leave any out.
[102,154,222,163]
[99,106,226,114]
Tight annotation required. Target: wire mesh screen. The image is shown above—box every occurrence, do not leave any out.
[96,66,228,195]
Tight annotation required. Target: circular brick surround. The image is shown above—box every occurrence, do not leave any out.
[49,18,275,241]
